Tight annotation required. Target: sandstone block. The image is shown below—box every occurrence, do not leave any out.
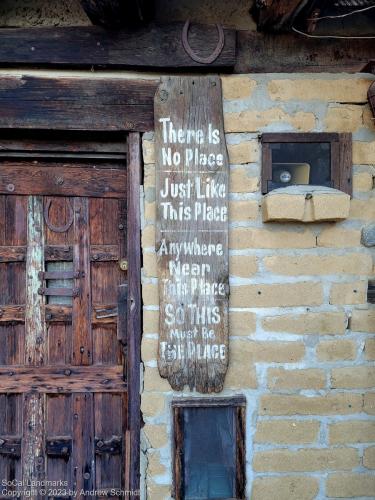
[143,424,168,449]
[251,476,319,500]
[353,141,375,165]
[317,227,361,248]
[363,446,375,469]
[262,312,347,335]
[230,169,259,193]
[230,282,323,308]
[325,104,363,132]
[331,366,375,389]
[229,200,259,221]
[230,255,257,277]
[264,253,372,276]
[227,140,259,164]
[253,448,359,472]
[224,108,316,133]
[330,281,367,305]
[143,367,171,392]
[255,420,319,444]
[267,367,326,390]
[329,421,375,444]
[229,311,256,336]
[268,78,372,103]
[353,171,374,192]
[229,227,316,249]
[143,309,159,334]
[260,393,363,416]
[141,393,166,418]
[364,393,375,415]
[350,309,375,332]
[221,76,257,100]
[365,338,375,360]
[326,473,375,498]
[316,340,357,361]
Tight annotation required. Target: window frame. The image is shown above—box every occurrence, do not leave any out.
[172,396,246,500]
[261,132,352,195]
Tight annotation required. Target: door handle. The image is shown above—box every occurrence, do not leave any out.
[117,283,128,343]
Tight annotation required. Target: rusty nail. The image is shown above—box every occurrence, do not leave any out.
[61,447,68,454]
[45,313,52,321]
[118,223,124,230]
[64,369,71,376]
[0,309,3,318]
[6,184,15,192]
[10,448,15,453]
[55,176,64,186]
[97,440,104,448]
[305,192,313,200]
[80,346,85,353]
[50,441,54,446]
[37,457,43,464]
[83,472,90,480]
[93,254,99,260]
[0,439,4,446]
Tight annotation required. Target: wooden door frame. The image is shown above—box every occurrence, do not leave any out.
[0,76,148,497]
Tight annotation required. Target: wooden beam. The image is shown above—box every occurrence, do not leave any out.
[0,76,158,131]
[0,366,125,392]
[126,132,142,497]
[80,0,154,28]
[0,24,236,69]
[236,31,375,73]
[252,0,309,32]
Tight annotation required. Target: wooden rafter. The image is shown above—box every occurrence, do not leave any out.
[252,0,311,32]
[80,0,154,28]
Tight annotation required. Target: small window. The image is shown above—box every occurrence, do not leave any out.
[261,133,352,195]
[46,261,74,305]
[173,397,245,500]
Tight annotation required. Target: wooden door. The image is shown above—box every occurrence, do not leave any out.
[0,136,136,499]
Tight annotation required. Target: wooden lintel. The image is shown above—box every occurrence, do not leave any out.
[0,24,235,69]
[0,76,157,131]
[0,162,126,198]
[236,31,375,73]
[252,0,309,32]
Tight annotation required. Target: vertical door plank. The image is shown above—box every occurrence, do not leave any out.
[72,197,92,365]
[126,132,141,496]
[25,196,46,366]
[73,393,94,496]
[23,196,47,497]
[46,394,72,485]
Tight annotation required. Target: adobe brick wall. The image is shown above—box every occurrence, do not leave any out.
[141,74,375,499]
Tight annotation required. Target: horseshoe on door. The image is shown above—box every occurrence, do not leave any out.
[44,198,74,233]
[182,20,225,64]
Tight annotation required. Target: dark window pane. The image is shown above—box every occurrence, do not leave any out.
[183,407,236,499]
[270,142,331,189]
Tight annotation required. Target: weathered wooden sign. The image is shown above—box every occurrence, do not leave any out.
[155,76,229,393]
